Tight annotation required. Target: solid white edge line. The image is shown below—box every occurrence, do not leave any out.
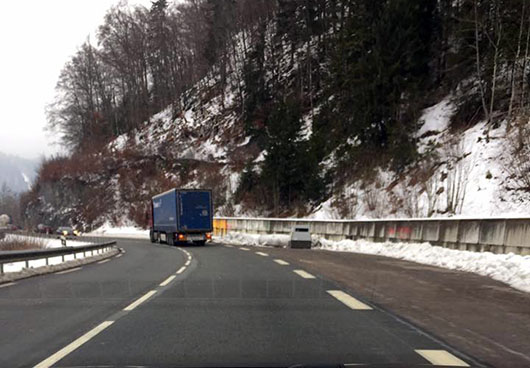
[274,259,289,265]
[327,290,373,310]
[55,267,82,275]
[123,290,157,311]
[415,349,470,367]
[159,275,176,286]
[176,266,186,274]
[255,251,269,256]
[34,320,114,368]
[0,282,16,288]
[115,254,122,258]
[293,269,316,279]
[97,259,110,264]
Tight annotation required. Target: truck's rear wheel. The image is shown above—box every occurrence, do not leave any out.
[150,230,156,243]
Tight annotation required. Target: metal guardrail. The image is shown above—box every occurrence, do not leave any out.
[0,235,117,274]
[213,216,530,255]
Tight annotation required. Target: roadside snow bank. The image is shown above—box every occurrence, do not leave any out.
[2,234,92,248]
[316,238,530,293]
[216,231,530,293]
[215,232,290,247]
[89,223,149,239]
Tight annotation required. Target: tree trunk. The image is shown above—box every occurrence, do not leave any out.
[474,1,490,123]
[508,2,526,122]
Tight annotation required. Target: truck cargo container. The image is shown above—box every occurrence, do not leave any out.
[150,189,213,246]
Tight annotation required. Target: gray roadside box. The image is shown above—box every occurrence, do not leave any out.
[289,225,311,249]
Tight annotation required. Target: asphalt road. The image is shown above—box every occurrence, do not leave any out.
[0,239,481,367]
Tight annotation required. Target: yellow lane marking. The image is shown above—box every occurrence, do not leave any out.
[159,275,176,286]
[34,321,114,368]
[123,290,157,311]
[240,247,250,251]
[327,290,372,310]
[97,259,110,264]
[255,251,269,256]
[293,270,315,279]
[176,266,186,274]
[274,259,289,265]
[415,350,469,367]
[55,267,82,275]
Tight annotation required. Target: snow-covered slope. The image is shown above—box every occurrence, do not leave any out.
[311,96,530,219]
[104,81,530,222]
[0,152,38,193]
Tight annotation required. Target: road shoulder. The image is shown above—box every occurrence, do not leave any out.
[262,246,530,368]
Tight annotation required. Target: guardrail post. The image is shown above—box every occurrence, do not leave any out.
[25,260,29,269]
[0,263,3,274]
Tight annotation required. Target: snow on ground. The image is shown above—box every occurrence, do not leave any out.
[89,222,149,239]
[217,231,530,293]
[214,232,290,248]
[2,234,91,248]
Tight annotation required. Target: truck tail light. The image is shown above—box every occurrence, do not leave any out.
[178,234,186,241]
[206,233,212,240]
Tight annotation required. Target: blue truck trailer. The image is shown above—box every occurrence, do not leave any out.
[150,189,213,246]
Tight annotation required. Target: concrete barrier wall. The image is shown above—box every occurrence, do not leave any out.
[213,217,530,255]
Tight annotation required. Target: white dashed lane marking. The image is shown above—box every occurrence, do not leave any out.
[293,270,316,279]
[97,259,110,264]
[123,290,157,311]
[255,251,268,256]
[240,247,250,251]
[274,259,289,265]
[327,290,372,310]
[415,350,469,367]
[55,267,82,275]
[159,275,176,286]
[34,320,114,368]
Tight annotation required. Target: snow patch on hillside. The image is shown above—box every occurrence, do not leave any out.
[417,96,455,137]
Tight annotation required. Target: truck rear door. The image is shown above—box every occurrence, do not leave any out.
[177,190,212,232]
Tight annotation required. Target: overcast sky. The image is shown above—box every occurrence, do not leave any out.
[0,0,152,160]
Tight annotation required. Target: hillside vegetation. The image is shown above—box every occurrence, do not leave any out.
[23,0,530,229]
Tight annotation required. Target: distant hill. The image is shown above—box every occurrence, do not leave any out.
[0,152,39,193]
